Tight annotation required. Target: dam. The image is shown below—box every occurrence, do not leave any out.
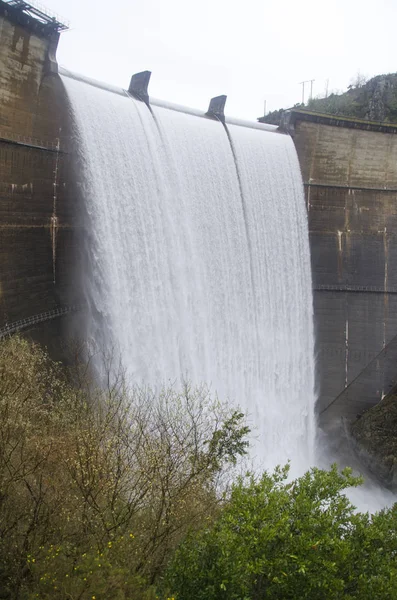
[62,70,315,470]
[1,0,396,446]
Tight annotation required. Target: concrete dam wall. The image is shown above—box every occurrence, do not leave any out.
[1,1,396,422]
[0,1,79,338]
[286,111,397,421]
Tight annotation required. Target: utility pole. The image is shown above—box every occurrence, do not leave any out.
[299,79,315,104]
[325,78,329,98]
[309,79,315,100]
[299,81,306,104]
[263,99,267,116]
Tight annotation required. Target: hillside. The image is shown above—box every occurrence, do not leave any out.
[260,73,397,125]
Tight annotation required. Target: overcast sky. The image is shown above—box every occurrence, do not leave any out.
[43,0,397,120]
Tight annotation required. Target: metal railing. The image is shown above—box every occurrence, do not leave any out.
[3,0,69,30]
[0,305,82,338]
[314,284,397,294]
[0,130,66,152]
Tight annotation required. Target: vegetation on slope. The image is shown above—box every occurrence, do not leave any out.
[0,336,249,599]
[261,73,397,126]
[350,394,397,490]
[0,336,397,599]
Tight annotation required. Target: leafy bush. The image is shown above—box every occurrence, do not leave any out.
[166,464,397,600]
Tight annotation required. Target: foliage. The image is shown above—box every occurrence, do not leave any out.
[3,336,397,600]
[166,464,397,600]
[350,393,397,489]
[348,72,368,90]
[26,539,156,600]
[0,336,249,599]
[258,108,286,126]
[260,72,397,125]
[307,92,363,118]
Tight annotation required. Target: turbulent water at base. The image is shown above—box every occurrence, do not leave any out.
[62,74,316,472]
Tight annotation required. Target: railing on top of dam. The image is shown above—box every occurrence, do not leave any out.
[1,0,69,31]
[0,305,82,338]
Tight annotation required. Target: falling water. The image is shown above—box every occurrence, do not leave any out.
[62,73,316,472]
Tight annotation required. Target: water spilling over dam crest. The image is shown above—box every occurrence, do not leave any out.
[63,73,316,472]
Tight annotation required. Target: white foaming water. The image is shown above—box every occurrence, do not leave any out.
[62,74,315,473]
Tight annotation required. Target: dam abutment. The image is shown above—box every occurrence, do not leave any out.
[0,0,81,341]
[283,109,397,425]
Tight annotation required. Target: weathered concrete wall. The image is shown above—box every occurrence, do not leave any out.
[289,112,397,421]
[0,10,49,138]
[294,118,397,188]
[0,5,78,332]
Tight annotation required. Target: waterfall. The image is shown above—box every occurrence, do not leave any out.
[62,73,316,472]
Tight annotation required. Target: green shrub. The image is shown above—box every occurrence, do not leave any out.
[166,464,397,600]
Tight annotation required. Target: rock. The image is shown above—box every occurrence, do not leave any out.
[350,394,397,491]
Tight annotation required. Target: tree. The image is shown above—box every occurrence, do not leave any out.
[349,72,368,90]
[0,336,250,599]
[166,464,397,600]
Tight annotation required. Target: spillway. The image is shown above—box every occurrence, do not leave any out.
[62,73,316,471]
